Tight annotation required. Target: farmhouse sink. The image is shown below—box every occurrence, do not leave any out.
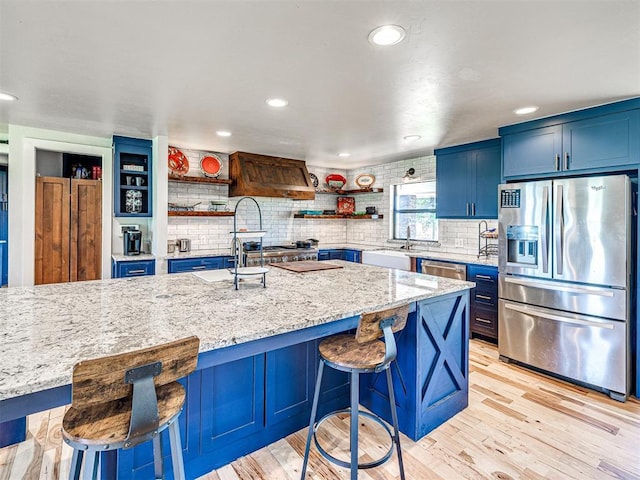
[361,249,411,271]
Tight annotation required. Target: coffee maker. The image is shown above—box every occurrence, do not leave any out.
[123,229,142,256]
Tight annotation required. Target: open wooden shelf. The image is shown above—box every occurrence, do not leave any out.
[168,211,235,217]
[294,214,383,219]
[168,174,233,185]
[316,187,383,195]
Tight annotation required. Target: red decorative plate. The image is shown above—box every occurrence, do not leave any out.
[325,173,347,190]
[168,147,189,175]
[200,153,223,178]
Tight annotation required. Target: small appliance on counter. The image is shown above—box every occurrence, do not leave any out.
[123,227,142,256]
[177,238,191,252]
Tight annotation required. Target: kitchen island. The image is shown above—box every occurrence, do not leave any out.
[0,261,473,479]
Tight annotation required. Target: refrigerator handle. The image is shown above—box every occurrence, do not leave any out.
[555,184,564,275]
[541,186,549,273]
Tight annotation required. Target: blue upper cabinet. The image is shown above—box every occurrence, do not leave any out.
[435,138,501,219]
[113,136,153,217]
[501,99,640,179]
[502,125,562,177]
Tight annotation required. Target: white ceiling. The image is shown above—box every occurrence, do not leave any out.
[1,1,639,168]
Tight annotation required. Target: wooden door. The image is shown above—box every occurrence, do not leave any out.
[70,179,101,281]
[35,176,70,285]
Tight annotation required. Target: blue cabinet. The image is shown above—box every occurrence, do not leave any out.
[318,248,361,263]
[467,265,498,342]
[112,259,155,278]
[435,138,501,219]
[113,136,153,217]
[501,104,640,179]
[167,256,234,273]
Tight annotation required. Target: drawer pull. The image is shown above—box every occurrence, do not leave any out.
[128,269,145,274]
[191,266,207,270]
[475,274,493,280]
[476,317,493,324]
[476,294,493,301]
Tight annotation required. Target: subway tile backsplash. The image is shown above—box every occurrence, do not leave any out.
[167,150,496,256]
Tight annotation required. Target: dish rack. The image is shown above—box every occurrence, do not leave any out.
[478,220,498,258]
[231,197,268,290]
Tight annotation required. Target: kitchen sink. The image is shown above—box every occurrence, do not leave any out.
[361,249,411,271]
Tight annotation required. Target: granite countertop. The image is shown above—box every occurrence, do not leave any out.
[319,243,498,267]
[0,262,473,401]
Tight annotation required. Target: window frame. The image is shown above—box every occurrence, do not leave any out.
[391,181,438,242]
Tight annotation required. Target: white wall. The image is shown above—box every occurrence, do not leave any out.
[8,125,112,286]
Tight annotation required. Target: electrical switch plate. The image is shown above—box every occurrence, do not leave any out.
[200,235,207,245]
[454,238,464,248]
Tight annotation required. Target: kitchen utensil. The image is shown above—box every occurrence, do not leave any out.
[296,240,312,249]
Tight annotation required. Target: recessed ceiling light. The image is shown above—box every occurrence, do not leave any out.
[338,152,351,158]
[0,92,18,101]
[368,25,406,46]
[514,106,538,115]
[216,130,232,137]
[266,98,288,108]
[403,135,422,141]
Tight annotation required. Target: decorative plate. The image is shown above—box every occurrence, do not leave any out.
[355,173,375,188]
[200,153,223,178]
[309,172,319,189]
[325,173,347,190]
[168,147,189,175]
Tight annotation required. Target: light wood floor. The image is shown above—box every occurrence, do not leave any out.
[2,340,639,480]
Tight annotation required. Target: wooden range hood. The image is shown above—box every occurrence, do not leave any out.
[228,151,315,200]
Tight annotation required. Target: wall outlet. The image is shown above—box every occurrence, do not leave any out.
[454,238,464,248]
[200,235,207,245]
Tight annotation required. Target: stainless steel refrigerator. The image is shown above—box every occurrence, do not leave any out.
[498,174,632,401]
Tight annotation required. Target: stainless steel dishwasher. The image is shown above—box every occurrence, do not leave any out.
[421,259,467,280]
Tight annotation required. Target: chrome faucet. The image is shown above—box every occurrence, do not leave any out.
[404,225,413,250]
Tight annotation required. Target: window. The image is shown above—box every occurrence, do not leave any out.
[392,181,438,242]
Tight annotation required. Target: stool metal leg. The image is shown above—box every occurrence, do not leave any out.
[168,420,186,480]
[301,359,325,479]
[350,371,359,480]
[153,432,164,479]
[68,449,83,480]
[386,367,405,480]
[82,451,99,480]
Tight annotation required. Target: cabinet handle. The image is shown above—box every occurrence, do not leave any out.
[128,269,145,274]
[191,266,207,270]
[476,294,492,301]
[476,317,493,324]
[472,203,476,216]
[564,152,569,170]
[466,203,470,216]
[475,274,493,280]
[555,154,560,171]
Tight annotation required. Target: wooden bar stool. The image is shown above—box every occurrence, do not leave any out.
[61,336,200,480]
[301,304,409,480]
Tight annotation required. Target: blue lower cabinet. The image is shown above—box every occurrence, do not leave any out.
[167,256,234,273]
[112,259,155,278]
[318,249,361,263]
[360,292,469,440]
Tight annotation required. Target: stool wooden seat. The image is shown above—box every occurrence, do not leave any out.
[301,304,409,480]
[61,336,199,480]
